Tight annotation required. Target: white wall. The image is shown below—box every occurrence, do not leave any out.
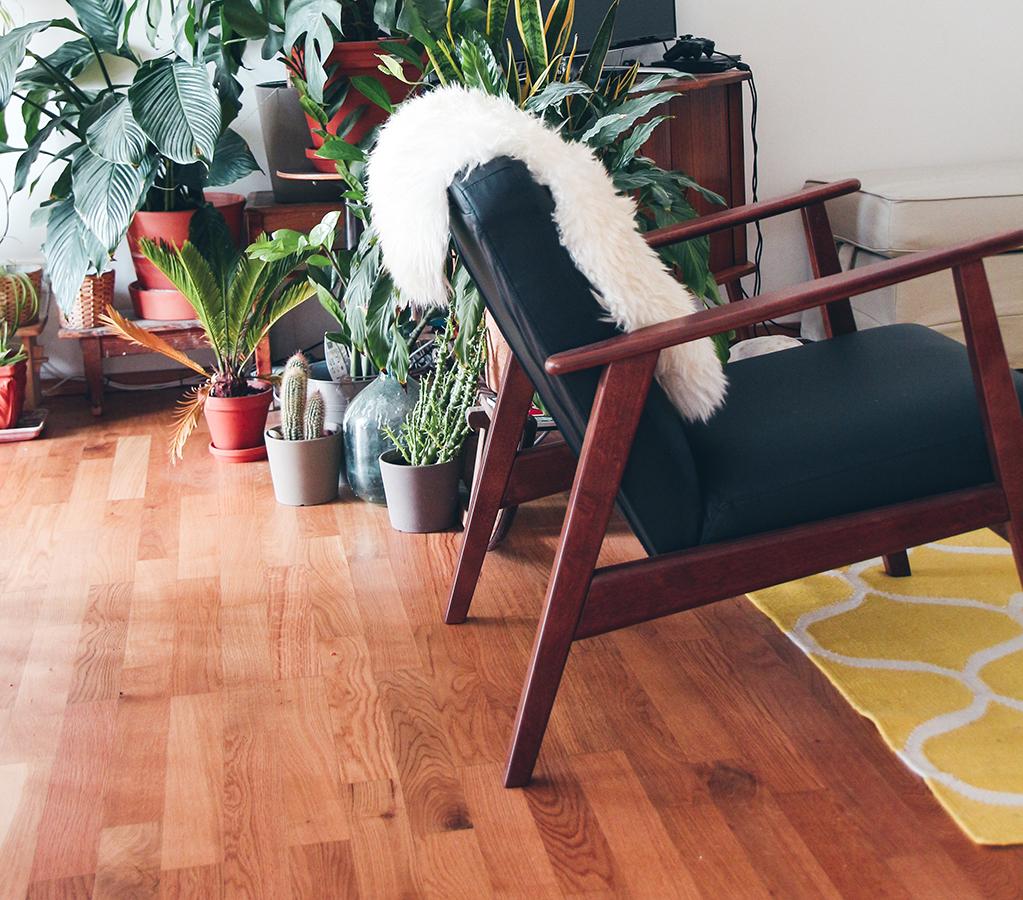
[676,0,1023,295]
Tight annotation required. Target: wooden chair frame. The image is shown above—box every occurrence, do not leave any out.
[445,179,1023,788]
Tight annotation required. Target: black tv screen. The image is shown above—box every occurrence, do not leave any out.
[509,0,677,57]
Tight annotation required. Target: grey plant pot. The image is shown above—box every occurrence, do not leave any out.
[307,360,375,437]
[265,425,343,506]
[255,82,343,204]
[379,449,462,533]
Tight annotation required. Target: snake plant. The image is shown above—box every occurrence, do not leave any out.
[311,0,729,359]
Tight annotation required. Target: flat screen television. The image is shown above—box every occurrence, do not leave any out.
[508,0,677,57]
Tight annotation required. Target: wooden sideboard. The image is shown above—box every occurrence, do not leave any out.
[641,70,753,288]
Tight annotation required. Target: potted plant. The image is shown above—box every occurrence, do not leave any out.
[0,3,258,321]
[0,180,41,327]
[250,209,434,499]
[265,352,343,504]
[380,318,485,531]
[0,289,29,428]
[241,0,420,172]
[99,208,320,462]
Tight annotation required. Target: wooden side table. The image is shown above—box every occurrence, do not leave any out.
[15,313,48,411]
[59,319,211,416]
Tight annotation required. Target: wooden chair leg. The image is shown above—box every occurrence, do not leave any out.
[504,353,657,787]
[953,260,1023,589]
[882,551,911,577]
[445,357,535,625]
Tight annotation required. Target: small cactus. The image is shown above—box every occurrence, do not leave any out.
[304,389,325,440]
[281,352,309,441]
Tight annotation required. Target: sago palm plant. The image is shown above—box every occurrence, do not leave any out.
[100,208,328,460]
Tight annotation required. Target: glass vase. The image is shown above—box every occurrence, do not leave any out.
[342,373,419,504]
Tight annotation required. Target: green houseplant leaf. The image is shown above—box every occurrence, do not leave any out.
[85,94,148,165]
[283,0,344,103]
[67,0,126,51]
[129,58,221,164]
[43,196,109,313]
[72,149,149,248]
[206,127,260,186]
[0,22,48,108]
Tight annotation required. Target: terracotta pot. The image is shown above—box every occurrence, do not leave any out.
[129,281,197,321]
[379,448,462,533]
[0,359,27,429]
[127,193,245,291]
[203,380,272,453]
[302,40,416,174]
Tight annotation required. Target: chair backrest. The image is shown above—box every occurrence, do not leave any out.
[448,157,703,554]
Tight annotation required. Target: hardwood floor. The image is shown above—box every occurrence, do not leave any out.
[1,388,1021,899]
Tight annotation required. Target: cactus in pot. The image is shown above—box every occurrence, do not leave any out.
[265,351,343,505]
[304,391,325,441]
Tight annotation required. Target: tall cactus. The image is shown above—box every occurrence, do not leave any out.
[281,352,309,441]
[304,389,325,440]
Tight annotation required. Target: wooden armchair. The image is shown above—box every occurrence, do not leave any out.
[444,157,1023,788]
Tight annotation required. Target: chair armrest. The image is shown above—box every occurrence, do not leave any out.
[643,179,862,249]
[547,228,1023,375]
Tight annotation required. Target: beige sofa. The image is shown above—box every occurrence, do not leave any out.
[801,162,1023,366]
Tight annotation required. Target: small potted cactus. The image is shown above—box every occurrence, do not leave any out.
[265,352,343,506]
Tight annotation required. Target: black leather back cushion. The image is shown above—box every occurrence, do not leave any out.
[447,157,703,553]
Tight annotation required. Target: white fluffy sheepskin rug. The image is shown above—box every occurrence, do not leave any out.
[366,85,727,422]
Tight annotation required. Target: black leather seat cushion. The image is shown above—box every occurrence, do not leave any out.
[687,324,1023,544]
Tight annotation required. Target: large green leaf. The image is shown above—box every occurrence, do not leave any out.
[283,0,343,102]
[514,0,547,80]
[396,0,447,48]
[206,127,259,186]
[43,197,108,314]
[349,75,393,113]
[16,39,95,90]
[580,92,673,147]
[456,32,503,95]
[67,0,126,51]
[129,58,221,164]
[484,0,510,42]
[72,149,148,248]
[578,0,618,88]
[13,115,61,192]
[85,94,148,164]
[0,22,48,109]
[524,80,593,114]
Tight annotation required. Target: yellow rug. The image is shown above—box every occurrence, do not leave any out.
[748,530,1023,845]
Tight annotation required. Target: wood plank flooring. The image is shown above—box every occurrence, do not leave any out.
[0,389,1021,899]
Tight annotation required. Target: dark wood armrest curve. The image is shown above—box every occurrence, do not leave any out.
[547,228,1023,375]
[643,179,862,249]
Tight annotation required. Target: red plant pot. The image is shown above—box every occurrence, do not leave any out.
[203,380,273,456]
[0,359,27,430]
[127,193,246,291]
[129,281,198,321]
[302,40,417,174]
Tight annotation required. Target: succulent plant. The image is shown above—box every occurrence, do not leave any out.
[281,352,309,441]
[304,390,325,441]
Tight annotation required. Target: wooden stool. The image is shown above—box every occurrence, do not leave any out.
[15,312,47,411]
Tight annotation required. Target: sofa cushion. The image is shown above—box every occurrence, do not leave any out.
[805,161,1023,254]
[685,324,1023,545]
